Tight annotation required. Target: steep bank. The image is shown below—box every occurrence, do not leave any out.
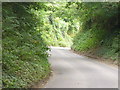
[2,3,51,88]
[71,3,119,64]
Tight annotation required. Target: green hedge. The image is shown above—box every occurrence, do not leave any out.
[2,3,50,88]
[72,2,119,61]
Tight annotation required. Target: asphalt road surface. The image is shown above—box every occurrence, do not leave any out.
[44,47,118,88]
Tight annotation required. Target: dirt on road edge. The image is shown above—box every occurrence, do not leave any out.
[29,70,53,88]
[71,49,118,68]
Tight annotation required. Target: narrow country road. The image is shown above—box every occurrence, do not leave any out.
[44,47,118,88]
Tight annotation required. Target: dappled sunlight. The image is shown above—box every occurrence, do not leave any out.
[2,2,119,88]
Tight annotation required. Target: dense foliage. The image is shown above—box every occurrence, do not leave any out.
[41,2,119,61]
[39,3,79,47]
[71,2,119,61]
[2,2,50,88]
[2,2,119,88]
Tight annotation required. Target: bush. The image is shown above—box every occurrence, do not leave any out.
[2,3,51,88]
[72,2,119,61]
